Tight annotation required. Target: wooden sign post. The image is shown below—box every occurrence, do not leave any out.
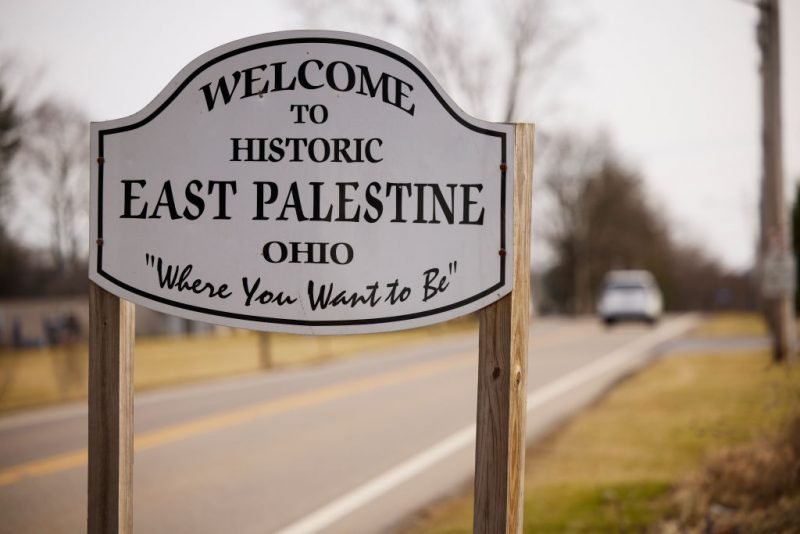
[88,283,134,533]
[474,124,533,534]
[87,31,533,533]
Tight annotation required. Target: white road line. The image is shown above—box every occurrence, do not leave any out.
[275,426,477,534]
[275,315,700,534]
[526,315,699,408]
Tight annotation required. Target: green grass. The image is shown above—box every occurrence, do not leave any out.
[0,317,477,413]
[523,482,670,532]
[405,328,800,533]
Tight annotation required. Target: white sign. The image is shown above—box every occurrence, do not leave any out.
[90,31,514,334]
[761,250,796,298]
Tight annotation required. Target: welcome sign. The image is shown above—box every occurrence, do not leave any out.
[89,31,514,334]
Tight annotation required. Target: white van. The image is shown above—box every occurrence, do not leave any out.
[597,270,663,325]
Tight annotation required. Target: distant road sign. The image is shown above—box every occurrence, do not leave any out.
[761,250,796,298]
[89,31,513,334]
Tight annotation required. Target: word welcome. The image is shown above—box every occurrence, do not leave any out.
[200,59,415,116]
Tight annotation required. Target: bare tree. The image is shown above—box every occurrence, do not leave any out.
[0,63,24,214]
[498,0,572,122]
[21,100,88,273]
[540,133,608,312]
[0,57,95,297]
[0,61,29,300]
[0,91,21,210]
[410,0,491,117]
[290,0,571,122]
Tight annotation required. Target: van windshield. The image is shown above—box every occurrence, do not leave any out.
[604,282,646,291]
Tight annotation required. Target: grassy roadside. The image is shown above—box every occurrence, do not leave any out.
[0,317,477,413]
[689,312,767,338]
[405,317,799,533]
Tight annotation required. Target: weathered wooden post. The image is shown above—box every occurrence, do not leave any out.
[87,31,532,533]
[474,124,533,533]
[87,282,134,533]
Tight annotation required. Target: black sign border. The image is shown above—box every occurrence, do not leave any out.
[95,34,508,327]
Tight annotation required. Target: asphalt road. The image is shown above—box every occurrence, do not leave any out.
[0,315,699,533]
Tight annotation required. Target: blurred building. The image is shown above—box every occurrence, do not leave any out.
[0,297,218,348]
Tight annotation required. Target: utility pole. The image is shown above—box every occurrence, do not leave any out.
[757,0,796,362]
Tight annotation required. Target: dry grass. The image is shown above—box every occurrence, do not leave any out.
[405,351,800,533]
[690,313,767,338]
[659,416,800,533]
[0,317,477,413]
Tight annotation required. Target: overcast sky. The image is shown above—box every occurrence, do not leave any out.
[1,0,798,271]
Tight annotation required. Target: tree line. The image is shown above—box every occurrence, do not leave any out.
[537,132,755,313]
[0,59,88,297]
